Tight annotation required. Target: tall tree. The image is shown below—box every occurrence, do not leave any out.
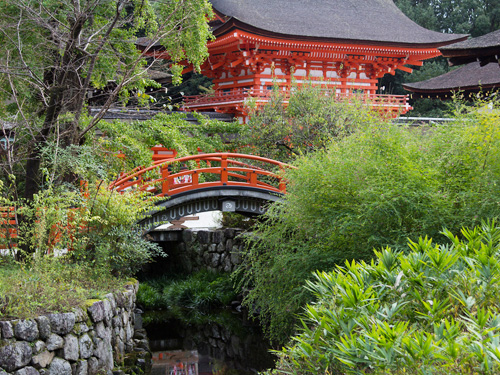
[0,0,213,199]
[394,0,500,35]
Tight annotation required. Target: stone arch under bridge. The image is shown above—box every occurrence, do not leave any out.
[139,186,282,232]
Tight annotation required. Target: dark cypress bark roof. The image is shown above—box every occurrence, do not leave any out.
[402,62,500,93]
[439,29,500,66]
[210,0,467,47]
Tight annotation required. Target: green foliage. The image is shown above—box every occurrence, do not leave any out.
[137,270,237,312]
[272,221,500,374]
[0,0,214,200]
[218,212,257,231]
[0,256,125,319]
[236,102,500,342]
[13,180,163,276]
[238,83,375,162]
[97,112,241,173]
[395,0,500,36]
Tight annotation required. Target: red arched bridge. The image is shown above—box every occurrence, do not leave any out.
[109,152,295,231]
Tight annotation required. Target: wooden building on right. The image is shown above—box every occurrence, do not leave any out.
[403,29,500,99]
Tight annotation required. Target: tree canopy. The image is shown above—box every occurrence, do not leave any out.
[0,0,213,199]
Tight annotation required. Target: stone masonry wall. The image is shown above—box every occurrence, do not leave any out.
[172,228,245,273]
[0,282,140,375]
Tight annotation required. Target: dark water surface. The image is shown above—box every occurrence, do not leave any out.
[143,310,275,375]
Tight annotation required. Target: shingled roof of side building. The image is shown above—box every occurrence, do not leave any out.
[210,0,467,47]
[439,29,500,66]
[402,62,500,94]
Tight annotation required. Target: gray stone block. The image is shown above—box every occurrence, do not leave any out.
[80,333,94,359]
[14,366,40,375]
[14,320,39,342]
[48,358,71,375]
[47,313,75,335]
[211,253,221,268]
[75,360,88,375]
[103,300,113,326]
[224,228,235,239]
[72,307,88,323]
[0,321,13,339]
[104,294,117,312]
[182,229,193,243]
[73,322,89,335]
[35,316,51,340]
[197,230,211,244]
[33,341,46,355]
[0,341,33,372]
[31,350,54,369]
[216,242,225,253]
[225,239,233,252]
[88,357,99,375]
[46,333,64,351]
[87,301,105,323]
[212,230,224,244]
[112,316,122,329]
[62,334,79,361]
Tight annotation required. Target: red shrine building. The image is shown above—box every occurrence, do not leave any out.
[182,0,467,121]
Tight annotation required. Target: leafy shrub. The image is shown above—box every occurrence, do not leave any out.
[237,105,500,342]
[271,221,500,374]
[16,182,164,276]
[239,83,374,162]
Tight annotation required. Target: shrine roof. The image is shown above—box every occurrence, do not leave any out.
[439,29,500,66]
[402,62,500,93]
[210,0,467,48]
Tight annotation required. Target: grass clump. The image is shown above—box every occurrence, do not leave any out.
[270,221,500,374]
[0,256,125,319]
[137,270,237,312]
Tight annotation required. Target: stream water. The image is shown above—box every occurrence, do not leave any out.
[143,310,275,375]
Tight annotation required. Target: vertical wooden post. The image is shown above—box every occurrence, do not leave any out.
[221,155,228,184]
[161,163,170,195]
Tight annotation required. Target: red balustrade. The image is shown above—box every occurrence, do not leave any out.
[183,88,411,115]
[109,153,295,197]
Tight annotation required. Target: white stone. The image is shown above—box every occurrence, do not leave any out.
[31,351,54,369]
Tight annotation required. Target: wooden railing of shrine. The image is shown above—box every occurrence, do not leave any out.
[109,152,295,197]
[183,88,411,115]
[0,206,17,249]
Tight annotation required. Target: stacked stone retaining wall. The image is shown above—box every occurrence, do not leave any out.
[172,228,245,273]
[0,282,142,375]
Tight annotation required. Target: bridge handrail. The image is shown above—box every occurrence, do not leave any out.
[110,153,295,197]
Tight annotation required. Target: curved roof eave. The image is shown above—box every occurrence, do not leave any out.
[210,0,468,48]
[403,62,500,93]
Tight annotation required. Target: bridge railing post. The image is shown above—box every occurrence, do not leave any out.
[221,155,228,184]
[161,163,170,195]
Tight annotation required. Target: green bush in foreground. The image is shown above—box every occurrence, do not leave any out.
[237,105,500,342]
[270,221,500,374]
